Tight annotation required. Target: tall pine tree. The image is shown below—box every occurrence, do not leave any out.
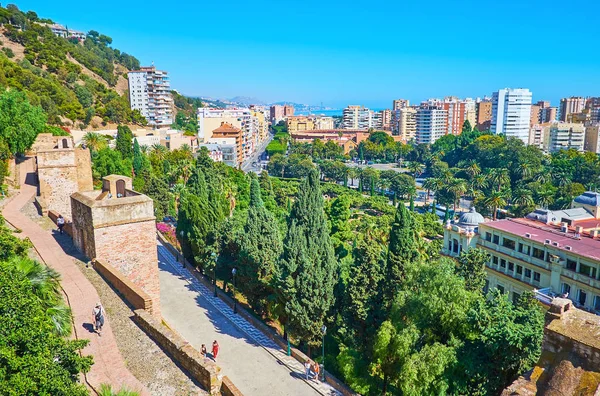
[132,138,143,175]
[383,202,419,308]
[238,179,282,313]
[277,169,338,350]
[115,125,133,159]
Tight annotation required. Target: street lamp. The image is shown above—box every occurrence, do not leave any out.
[231,268,238,313]
[321,325,327,382]
[211,252,218,297]
[179,231,185,267]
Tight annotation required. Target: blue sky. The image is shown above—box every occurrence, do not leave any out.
[15,0,600,108]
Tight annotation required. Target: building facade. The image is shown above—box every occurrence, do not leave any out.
[475,99,492,131]
[584,125,600,154]
[210,122,244,167]
[393,99,410,110]
[444,192,600,313]
[270,105,285,124]
[543,122,585,153]
[342,105,378,130]
[440,97,476,135]
[128,66,173,127]
[560,97,586,122]
[392,107,417,141]
[415,105,447,144]
[491,88,532,143]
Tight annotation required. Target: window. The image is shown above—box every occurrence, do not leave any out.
[518,243,524,253]
[512,292,521,304]
[532,247,545,260]
[579,264,597,278]
[508,262,514,272]
[493,235,500,244]
[516,265,523,275]
[578,289,587,306]
[502,238,516,250]
[500,259,506,269]
[492,256,499,266]
[566,259,577,271]
[533,272,541,282]
[485,232,492,242]
[594,296,600,311]
[525,268,532,278]
[497,284,505,294]
[561,283,571,295]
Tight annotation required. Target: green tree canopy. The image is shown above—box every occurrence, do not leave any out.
[0,89,46,155]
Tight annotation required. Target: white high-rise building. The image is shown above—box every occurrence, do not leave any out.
[128,66,173,127]
[491,88,532,143]
[342,105,379,130]
[416,105,447,144]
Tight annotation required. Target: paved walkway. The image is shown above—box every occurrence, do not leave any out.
[2,158,148,396]
[158,243,340,396]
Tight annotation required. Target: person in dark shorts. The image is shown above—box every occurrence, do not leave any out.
[92,302,105,336]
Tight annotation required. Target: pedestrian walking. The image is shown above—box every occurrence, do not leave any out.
[304,360,311,380]
[313,361,320,381]
[57,215,65,234]
[92,302,105,336]
[212,340,219,360]
[201,344,207,357]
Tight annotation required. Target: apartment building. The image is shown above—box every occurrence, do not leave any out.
[491,88,532,144]
[270,105,285,124]
[128,66,173,127]
[584,125,600,154]
[476,100,492,131]
[210,123,243,167]
[286,115,335,132]
[200,137,238,168]
[535,100,558,123]
[529,124,544,149]
[41,23,87,40]
[391,107,417,141]
[283,105,294,117]
[543,122,585,153]
[440,97,476,135]
[560,97,586,122]
[249,105,269,142]
[341,105,380,130]
[415,105,447,144]
[443,192,600,312]
[393,99,410,110]
[197,108,259,162]
[380,109,392,130]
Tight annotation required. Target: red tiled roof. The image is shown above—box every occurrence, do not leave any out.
[213,122,242,133]
[480,219,600,262]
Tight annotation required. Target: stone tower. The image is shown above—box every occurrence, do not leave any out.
[70,175,160,316]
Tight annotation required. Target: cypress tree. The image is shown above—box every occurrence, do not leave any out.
[383,202,419,307]
[277,169,338,350]
[370,177,375,196]
[115,125,133,159]
[409,195,414,211]
[239,179,282,312]
[132,138,143,175]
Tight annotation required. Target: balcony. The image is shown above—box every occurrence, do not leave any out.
[478,240,551,271]
[533,287,556,305]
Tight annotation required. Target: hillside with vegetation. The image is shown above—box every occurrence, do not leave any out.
[0,4,146,128]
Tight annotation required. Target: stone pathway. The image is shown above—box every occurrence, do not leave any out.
[158,243,341,396]
[2,158,148,395]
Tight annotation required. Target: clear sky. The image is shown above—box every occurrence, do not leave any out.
[15,0,600,108]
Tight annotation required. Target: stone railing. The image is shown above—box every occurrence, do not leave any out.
[133,309,223,395]
[93,259,154,314]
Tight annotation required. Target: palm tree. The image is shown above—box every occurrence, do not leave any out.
[7,257,72,336]
[516,162,533,180]
[458,159,481,179]
[487,168,510,192]
[140,144,149,154]
[446,177,467,212]
[422,177,443,205]
[469,173,489,197]
[377,178,391,196]
[82,132,107,152]
[535,187,555,209]
[407,161,425,179]
[534,168,550,184]
[347,167,358,187]
[484,191,507,221]
[171,183,187,213]
[512,188,534,207]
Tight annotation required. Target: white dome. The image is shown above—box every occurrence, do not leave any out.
[459,207,485,226]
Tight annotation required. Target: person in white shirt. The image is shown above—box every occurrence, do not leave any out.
[92,302,105,336]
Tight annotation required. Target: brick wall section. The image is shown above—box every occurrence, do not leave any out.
[94,259,154,313]
[133,309,224,395]
[38,163,79,218]
[158,232,358,396]
[94,220,160,317]
[74,148,93,192]
[220,376,243,396]
[70,195,96,257]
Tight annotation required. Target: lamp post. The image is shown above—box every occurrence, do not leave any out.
[321,325,327,382]
[211,252,218,297]
[179,230,185,267]
[231,268,238,313]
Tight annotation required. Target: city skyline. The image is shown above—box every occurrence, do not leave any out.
[16,0,600,107]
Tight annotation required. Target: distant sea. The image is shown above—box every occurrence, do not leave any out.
[295,108,385,117]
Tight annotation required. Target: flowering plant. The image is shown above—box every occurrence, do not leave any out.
[156,222,177,245]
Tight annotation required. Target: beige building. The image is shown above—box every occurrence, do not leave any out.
[560,97,586,122]
[211,122,243,167]
[380,109,392,130]
[31,134,93,218]
[584,124,600,154]
[71,175,160,317]
[543,122,585,152]
[287,115,335,132]
[476,100,492,131]
[529,124,544,149]
[392,99,410,110]
[444,192,600,312]
[393,107,417,141]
